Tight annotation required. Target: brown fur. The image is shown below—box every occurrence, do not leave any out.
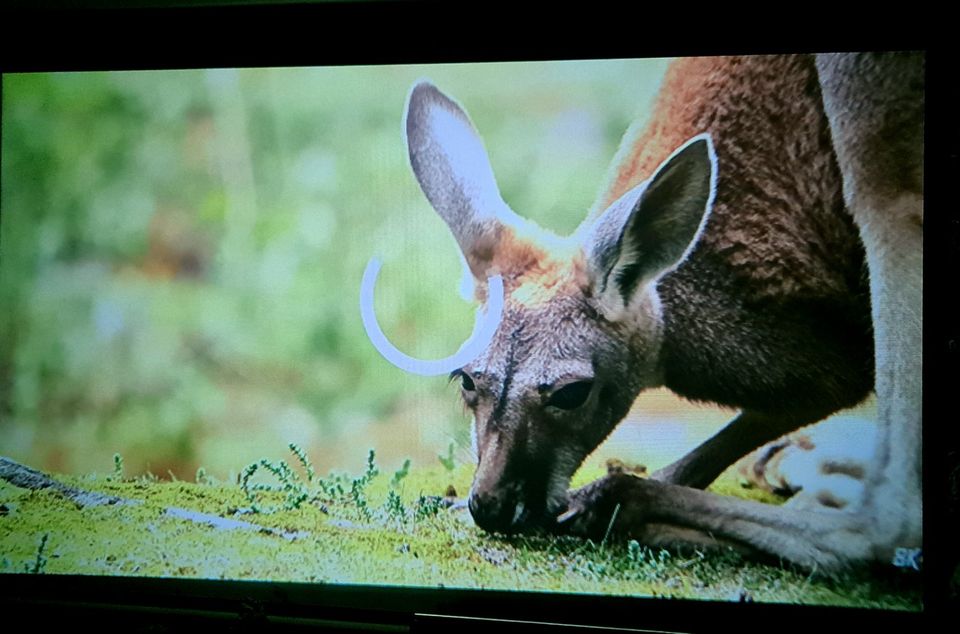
[604,56,863,303]
[480,224,590,308]
[603,56,874,416]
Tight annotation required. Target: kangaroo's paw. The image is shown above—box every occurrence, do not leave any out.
[736,416,876,511]
[557,473,649,540]
[557,474,751,554]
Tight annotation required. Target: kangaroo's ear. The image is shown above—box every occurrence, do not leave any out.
[583,134,716,318]
[406,81,516,279]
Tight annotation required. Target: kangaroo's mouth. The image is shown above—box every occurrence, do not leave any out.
[468,477,570,534]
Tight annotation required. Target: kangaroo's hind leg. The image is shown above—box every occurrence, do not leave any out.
[815,51,924,563]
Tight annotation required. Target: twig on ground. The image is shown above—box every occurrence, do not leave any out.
[0,456,308,541]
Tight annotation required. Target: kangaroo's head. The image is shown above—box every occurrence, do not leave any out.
[405,82,716,533]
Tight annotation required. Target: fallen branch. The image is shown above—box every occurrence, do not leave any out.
[0,456,125,508]
[0,456,308,541]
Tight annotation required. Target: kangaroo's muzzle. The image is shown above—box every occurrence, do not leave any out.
[468,486,528,534]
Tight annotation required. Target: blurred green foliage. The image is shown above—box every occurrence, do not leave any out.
[0,60,670,478]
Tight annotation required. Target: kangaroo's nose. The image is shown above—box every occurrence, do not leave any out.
[468,491,524,534]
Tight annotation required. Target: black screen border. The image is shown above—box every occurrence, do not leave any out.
[0,4,952,632]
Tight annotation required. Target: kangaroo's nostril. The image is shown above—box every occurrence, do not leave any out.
[469,492,521,534]
[467,494,480,518]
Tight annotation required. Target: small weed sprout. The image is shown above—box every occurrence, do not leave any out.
[385,490,406,522]
[384,458,412,523]
[350,478,372,521]
[195,466,217,485]
[240,447,312,514]
[438,442,456,472]
[391,458,411,488]
[414,495,443,522]
[112,453,124,481]
[288,442,316,484]
[623,540,675,582]
[654,548,672,573]
[238,446,448,527]
[26,533,49,574]
[347,449,380,522]
[316,471,347,500]
[240,446,394,524]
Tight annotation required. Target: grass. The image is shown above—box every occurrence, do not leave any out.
[0,451,922,611]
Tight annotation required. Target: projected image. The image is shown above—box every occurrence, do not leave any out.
[0,56,922,609]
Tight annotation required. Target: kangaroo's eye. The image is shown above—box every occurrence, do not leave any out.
[546,381,593,410]
[457,371,476,392]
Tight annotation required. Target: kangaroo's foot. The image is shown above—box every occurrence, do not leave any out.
[557,472,886,571]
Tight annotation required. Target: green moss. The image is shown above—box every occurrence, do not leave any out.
[0,464,920,611]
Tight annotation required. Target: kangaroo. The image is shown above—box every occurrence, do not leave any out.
[392,52,922,570]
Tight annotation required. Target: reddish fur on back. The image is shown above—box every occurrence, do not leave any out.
[601,56,864,304]
[602,56,733,208]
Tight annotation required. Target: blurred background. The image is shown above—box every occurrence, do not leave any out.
[0,59,766,482]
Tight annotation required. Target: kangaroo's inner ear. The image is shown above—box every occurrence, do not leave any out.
[406,81,517,279]
[585,134,717,315]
